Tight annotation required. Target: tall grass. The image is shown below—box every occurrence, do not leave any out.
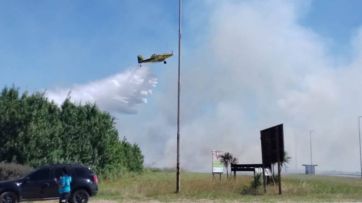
[96,171,362,202]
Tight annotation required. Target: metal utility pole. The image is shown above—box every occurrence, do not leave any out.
[294,134,298,171]
[358,116,362,178]
[309,130,313,165]
[176,0,182,193]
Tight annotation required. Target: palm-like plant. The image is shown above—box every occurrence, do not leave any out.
[271,151,291,176]
[231,157,238,165]
[282,151,291,166]
[219,152,237,178]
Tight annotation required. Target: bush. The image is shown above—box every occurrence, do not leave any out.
[241,174,263,195]
[0,163,33,180]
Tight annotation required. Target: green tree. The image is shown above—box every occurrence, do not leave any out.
[20,92,63,166]
[0,87,24,163]
[0,87,144,178]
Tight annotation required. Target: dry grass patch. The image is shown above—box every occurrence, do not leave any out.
[96,171,362,202]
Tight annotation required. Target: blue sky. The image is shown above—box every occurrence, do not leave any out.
[301,0,362,57]
[1,0,361,90]
[2,0,362,172]
[0,0,178,90]
[304,0,362,40]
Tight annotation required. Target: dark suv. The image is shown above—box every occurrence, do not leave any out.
[0,164,98,203]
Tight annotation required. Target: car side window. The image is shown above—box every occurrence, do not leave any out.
[74,167,91,178]
[28,168,50,181]
[52,167,74,179]
[52,167,63,179]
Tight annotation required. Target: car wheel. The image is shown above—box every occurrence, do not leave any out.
[0,192,18,203]
[71,189,89,203]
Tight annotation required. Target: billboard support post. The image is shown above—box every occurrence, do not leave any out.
[262,166,266,193]
[275,126,282,195]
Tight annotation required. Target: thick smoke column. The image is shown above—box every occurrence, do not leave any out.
[118,1,362,173]
[47,66,157,114]
[45,1,362,173]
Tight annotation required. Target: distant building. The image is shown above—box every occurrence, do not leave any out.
[302,164,318,175]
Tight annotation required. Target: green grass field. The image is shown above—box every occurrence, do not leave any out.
[96,170,362,202]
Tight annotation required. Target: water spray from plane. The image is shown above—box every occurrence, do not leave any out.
[47,66,157,114]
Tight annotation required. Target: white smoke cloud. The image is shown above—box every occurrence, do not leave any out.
[46,0,362,174]
[47,67,157,114]
[116,0,362,173]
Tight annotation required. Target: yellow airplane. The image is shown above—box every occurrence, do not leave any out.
[137,52,173,65]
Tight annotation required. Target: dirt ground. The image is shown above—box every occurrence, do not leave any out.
[32,200,362,203]
[33,200,259,203]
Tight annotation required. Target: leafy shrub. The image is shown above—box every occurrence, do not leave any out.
[241,174,263,195]
[0,163,33,180]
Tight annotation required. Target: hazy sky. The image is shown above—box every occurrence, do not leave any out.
[1,0,362,173]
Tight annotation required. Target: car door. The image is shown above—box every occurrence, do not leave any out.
[21,167,51,199]
[44,166,63,198]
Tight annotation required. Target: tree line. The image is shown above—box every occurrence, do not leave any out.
[0,87,143,177]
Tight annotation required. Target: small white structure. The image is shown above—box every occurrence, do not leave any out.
[255,168,275,184]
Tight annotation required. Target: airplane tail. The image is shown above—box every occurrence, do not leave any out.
[137,55,144,63]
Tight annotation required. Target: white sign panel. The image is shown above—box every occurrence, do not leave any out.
[212,150,224,173]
